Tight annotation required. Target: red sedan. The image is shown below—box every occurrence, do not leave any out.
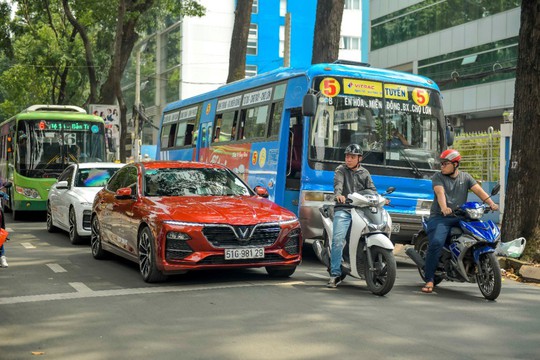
[91,161,302,282]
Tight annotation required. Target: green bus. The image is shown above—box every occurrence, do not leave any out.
[0,105,106,219]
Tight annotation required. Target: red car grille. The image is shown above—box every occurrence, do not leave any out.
[202,224,281,248]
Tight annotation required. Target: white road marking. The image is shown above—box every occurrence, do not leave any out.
[5,227,13,232]
[306,272,328,280]
[0,281,304,305]
[69,282,93,292]
[47,263,67,273]
[21,242,36,249]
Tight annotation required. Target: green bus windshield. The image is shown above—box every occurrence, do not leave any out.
[16,119,105,178]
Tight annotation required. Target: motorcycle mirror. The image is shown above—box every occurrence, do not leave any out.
[490,184,500,196]
[383,187,395,195]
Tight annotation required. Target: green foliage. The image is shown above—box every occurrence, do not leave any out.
[0,0,205,121]
[453,131,500,182]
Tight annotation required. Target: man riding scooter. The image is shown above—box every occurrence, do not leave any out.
[327,144,377,288]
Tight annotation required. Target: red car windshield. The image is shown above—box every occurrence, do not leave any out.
[144,167,253,197]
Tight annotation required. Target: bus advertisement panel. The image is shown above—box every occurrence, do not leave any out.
[0,105,106,219]
[156,63,453,244]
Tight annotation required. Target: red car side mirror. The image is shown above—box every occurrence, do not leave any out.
[254,186,269,198]
[115,187,134,200]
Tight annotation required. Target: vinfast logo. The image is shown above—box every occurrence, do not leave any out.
[235,226,254,241]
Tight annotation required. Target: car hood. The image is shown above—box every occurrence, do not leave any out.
[147,196,297,225]
[72,187,102,204]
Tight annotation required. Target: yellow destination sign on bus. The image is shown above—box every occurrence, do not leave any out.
[384,84,409,100]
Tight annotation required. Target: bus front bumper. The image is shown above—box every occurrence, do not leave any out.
[13,199,47,212]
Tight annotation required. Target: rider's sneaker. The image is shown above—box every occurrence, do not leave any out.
[1,256,8,268]
[327,276,342,288]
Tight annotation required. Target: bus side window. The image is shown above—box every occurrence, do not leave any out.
[269,101,284,138]
[237,110,246,140]
[168,124,177,148]
[213,116,222,143]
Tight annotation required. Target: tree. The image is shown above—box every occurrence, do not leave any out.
[60,0,205,162]
[226,0,253,83]
[0,1,205,161]
[311,0,345,64]
[501,0,540,262]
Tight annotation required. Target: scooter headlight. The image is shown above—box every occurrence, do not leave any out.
[465,207,484,220]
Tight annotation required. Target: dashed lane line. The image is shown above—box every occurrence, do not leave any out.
[0,280,309,305]
[47,263,67,273]
[21,242,36,249]
[69,282,93,292]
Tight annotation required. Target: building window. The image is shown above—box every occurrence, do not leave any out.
[371,0,521,51]
[340,36,360,50]
[252,0,258,14]
[418,37,518,91]
[247,23,258,55]
[344,0,360,10]
[245,65,257,78]
[280,0,287,16]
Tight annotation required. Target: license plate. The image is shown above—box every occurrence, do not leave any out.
[392,223,401,233]
[224,247,265,260]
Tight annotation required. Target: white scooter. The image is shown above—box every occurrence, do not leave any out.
[313,188,397,296]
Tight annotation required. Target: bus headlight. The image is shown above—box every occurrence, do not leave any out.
[15,186,41,199]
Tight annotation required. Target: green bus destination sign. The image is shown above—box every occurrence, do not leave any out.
[43,121,92,131]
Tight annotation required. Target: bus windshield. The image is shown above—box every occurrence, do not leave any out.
[309,78,444,172]
[16,119,106,178]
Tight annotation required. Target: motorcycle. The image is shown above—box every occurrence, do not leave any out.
[406,184,502,300]
[313,187,397,296]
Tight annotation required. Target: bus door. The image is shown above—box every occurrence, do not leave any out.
[283,108,303,215]
[197,101,217,163]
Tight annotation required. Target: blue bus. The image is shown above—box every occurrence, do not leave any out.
[156,62,453,244]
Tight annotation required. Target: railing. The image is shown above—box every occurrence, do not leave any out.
[453,128,500,182]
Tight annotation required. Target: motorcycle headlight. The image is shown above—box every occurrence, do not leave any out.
[465,208,484,219]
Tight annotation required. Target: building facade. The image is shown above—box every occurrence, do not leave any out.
[368,0,520,133]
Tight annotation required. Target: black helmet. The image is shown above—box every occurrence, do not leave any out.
[344,144,363,156]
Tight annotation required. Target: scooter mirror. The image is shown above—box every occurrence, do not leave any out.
[385,187,395,195]
[490,184,500,196]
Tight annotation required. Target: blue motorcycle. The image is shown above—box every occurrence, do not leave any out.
[406,184,501,300]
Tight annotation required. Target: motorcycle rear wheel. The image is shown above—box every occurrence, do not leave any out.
[476,252,501,301]
[414,234,443,286]
[364,246,396,296]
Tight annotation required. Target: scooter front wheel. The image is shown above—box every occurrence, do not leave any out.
[364,246,396,296]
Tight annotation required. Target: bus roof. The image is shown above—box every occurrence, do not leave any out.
[163,62,440,112]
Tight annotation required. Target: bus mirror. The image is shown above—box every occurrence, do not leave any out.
[446,125,455,146]
[302,94,317,117]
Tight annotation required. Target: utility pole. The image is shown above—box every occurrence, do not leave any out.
[284,13,291,67]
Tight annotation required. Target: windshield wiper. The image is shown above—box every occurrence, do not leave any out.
[397,147,426,179]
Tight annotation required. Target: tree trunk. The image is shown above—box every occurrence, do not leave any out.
[501,0,540,262]
[62,0,98,104]
[226,0,253,83]
[311,0,345,64]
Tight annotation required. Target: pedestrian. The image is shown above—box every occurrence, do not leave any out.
[0,185,10,268]
[422,149,498,293]
[327,144,377,288]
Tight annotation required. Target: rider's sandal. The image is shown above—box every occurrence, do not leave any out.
[421,283,434,293]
